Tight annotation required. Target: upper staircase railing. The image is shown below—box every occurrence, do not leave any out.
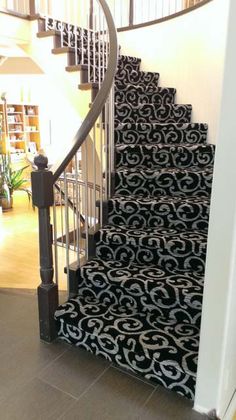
[0,1,212,29]
[110,0,210,29]
[30,0,118,342]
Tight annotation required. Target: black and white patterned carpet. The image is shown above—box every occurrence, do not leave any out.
[54,51,215,400]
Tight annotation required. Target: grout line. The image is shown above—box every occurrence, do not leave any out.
[39,377,78,400]
[112,364,156,388]
[0,346,70,408]
[56,364,111,420]
[142,386,158,409]
[36,346,69,375]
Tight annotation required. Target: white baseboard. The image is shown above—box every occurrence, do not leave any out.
[193,404,210,415]
[223,391,236,420]
[194,391,236,420]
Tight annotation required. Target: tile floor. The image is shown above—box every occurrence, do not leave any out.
[0,288,210,420]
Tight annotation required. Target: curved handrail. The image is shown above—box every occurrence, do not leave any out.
[52,0,118,182]
[116,0,214,32]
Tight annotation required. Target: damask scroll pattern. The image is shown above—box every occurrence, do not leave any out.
[115,123,208,145]
[115,167,213,197]
[53,52,215,400]
[107,195,210,231]
[116,144,215,170]
[55,294,199,400]
[115,103,192,124]
[95,224,208,273]
[115,85,176,106]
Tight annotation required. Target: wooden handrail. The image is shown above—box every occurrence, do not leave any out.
[118,0,214,32]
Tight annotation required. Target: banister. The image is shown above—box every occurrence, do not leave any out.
[117,0,214,32]
[51,0,118,182]
[31,0,118,342]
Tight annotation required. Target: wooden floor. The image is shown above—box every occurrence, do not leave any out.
[0,191,68,290]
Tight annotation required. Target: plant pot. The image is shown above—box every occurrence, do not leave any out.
[0,195,13,211]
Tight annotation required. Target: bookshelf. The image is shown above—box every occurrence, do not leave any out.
[0,102,41,163]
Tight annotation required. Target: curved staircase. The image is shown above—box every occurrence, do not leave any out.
[54,54,215,400]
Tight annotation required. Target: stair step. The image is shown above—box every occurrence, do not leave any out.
[118,55,141,72]
[66,64,88,72]
[115,103,192,124]
[37,29,59,38]
[55,291,199,400]
[108,194,210,231]
[115,167,213,197]
[115,143,215,170]
[115,70,160,89]
[51,46,74,54]
[115,123,208,145]
[115,85,176,105]
[75,258,204,327]
[95,224,208,273]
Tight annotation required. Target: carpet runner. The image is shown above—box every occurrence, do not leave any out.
[54,53,215,400]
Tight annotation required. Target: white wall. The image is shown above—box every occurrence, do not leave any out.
[195,0,236,416]
[119,1,236,416]
[118,0,228,144]
[0,12,30,46]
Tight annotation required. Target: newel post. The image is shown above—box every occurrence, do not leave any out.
[31,155,58,342]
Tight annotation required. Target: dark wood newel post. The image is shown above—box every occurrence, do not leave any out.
[31,155,58,343]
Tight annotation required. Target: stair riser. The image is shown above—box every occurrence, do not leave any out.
[115,170,213,197]
[115,71,160,88]
[115,104,192,124]
[118,55,141,72]
[115,87,176,106]
[116,145,215,170]
[95,228,208,273]
[56,317,196,400]
[76,262,203,328]
[96,242,207,273]
[108,198,210,231]
[115,123,208,145]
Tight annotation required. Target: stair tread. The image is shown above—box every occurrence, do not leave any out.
[108,194,210,231]
[109,193,210,205]
[115,102,192,109]
[95,224,208,271]
[116,120,208,130]
[77,257,204,320]
[115,143,215,170]
[116,166,213,174]
[96,224,208,242]
[118,54,141,64]
[115,143,214,150]
[55,291,200,379]
[115,103,192,124]
[115,70,160,88]
[115,122,208,145]
[115,85,176,93]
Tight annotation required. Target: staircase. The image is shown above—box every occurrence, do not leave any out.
[54,53,215,400]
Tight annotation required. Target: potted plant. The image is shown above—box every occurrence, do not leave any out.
[0,154,31,210]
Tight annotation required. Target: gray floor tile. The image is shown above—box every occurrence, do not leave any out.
[59,366,155,420]
[0,292,38,338]
[0,377,76,420]
[0,335,66,402]
[139,386,208,420]
[0,290,208,420]
[39,346,110,398]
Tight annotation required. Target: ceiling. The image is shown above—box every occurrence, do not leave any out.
[0,44,43,74]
